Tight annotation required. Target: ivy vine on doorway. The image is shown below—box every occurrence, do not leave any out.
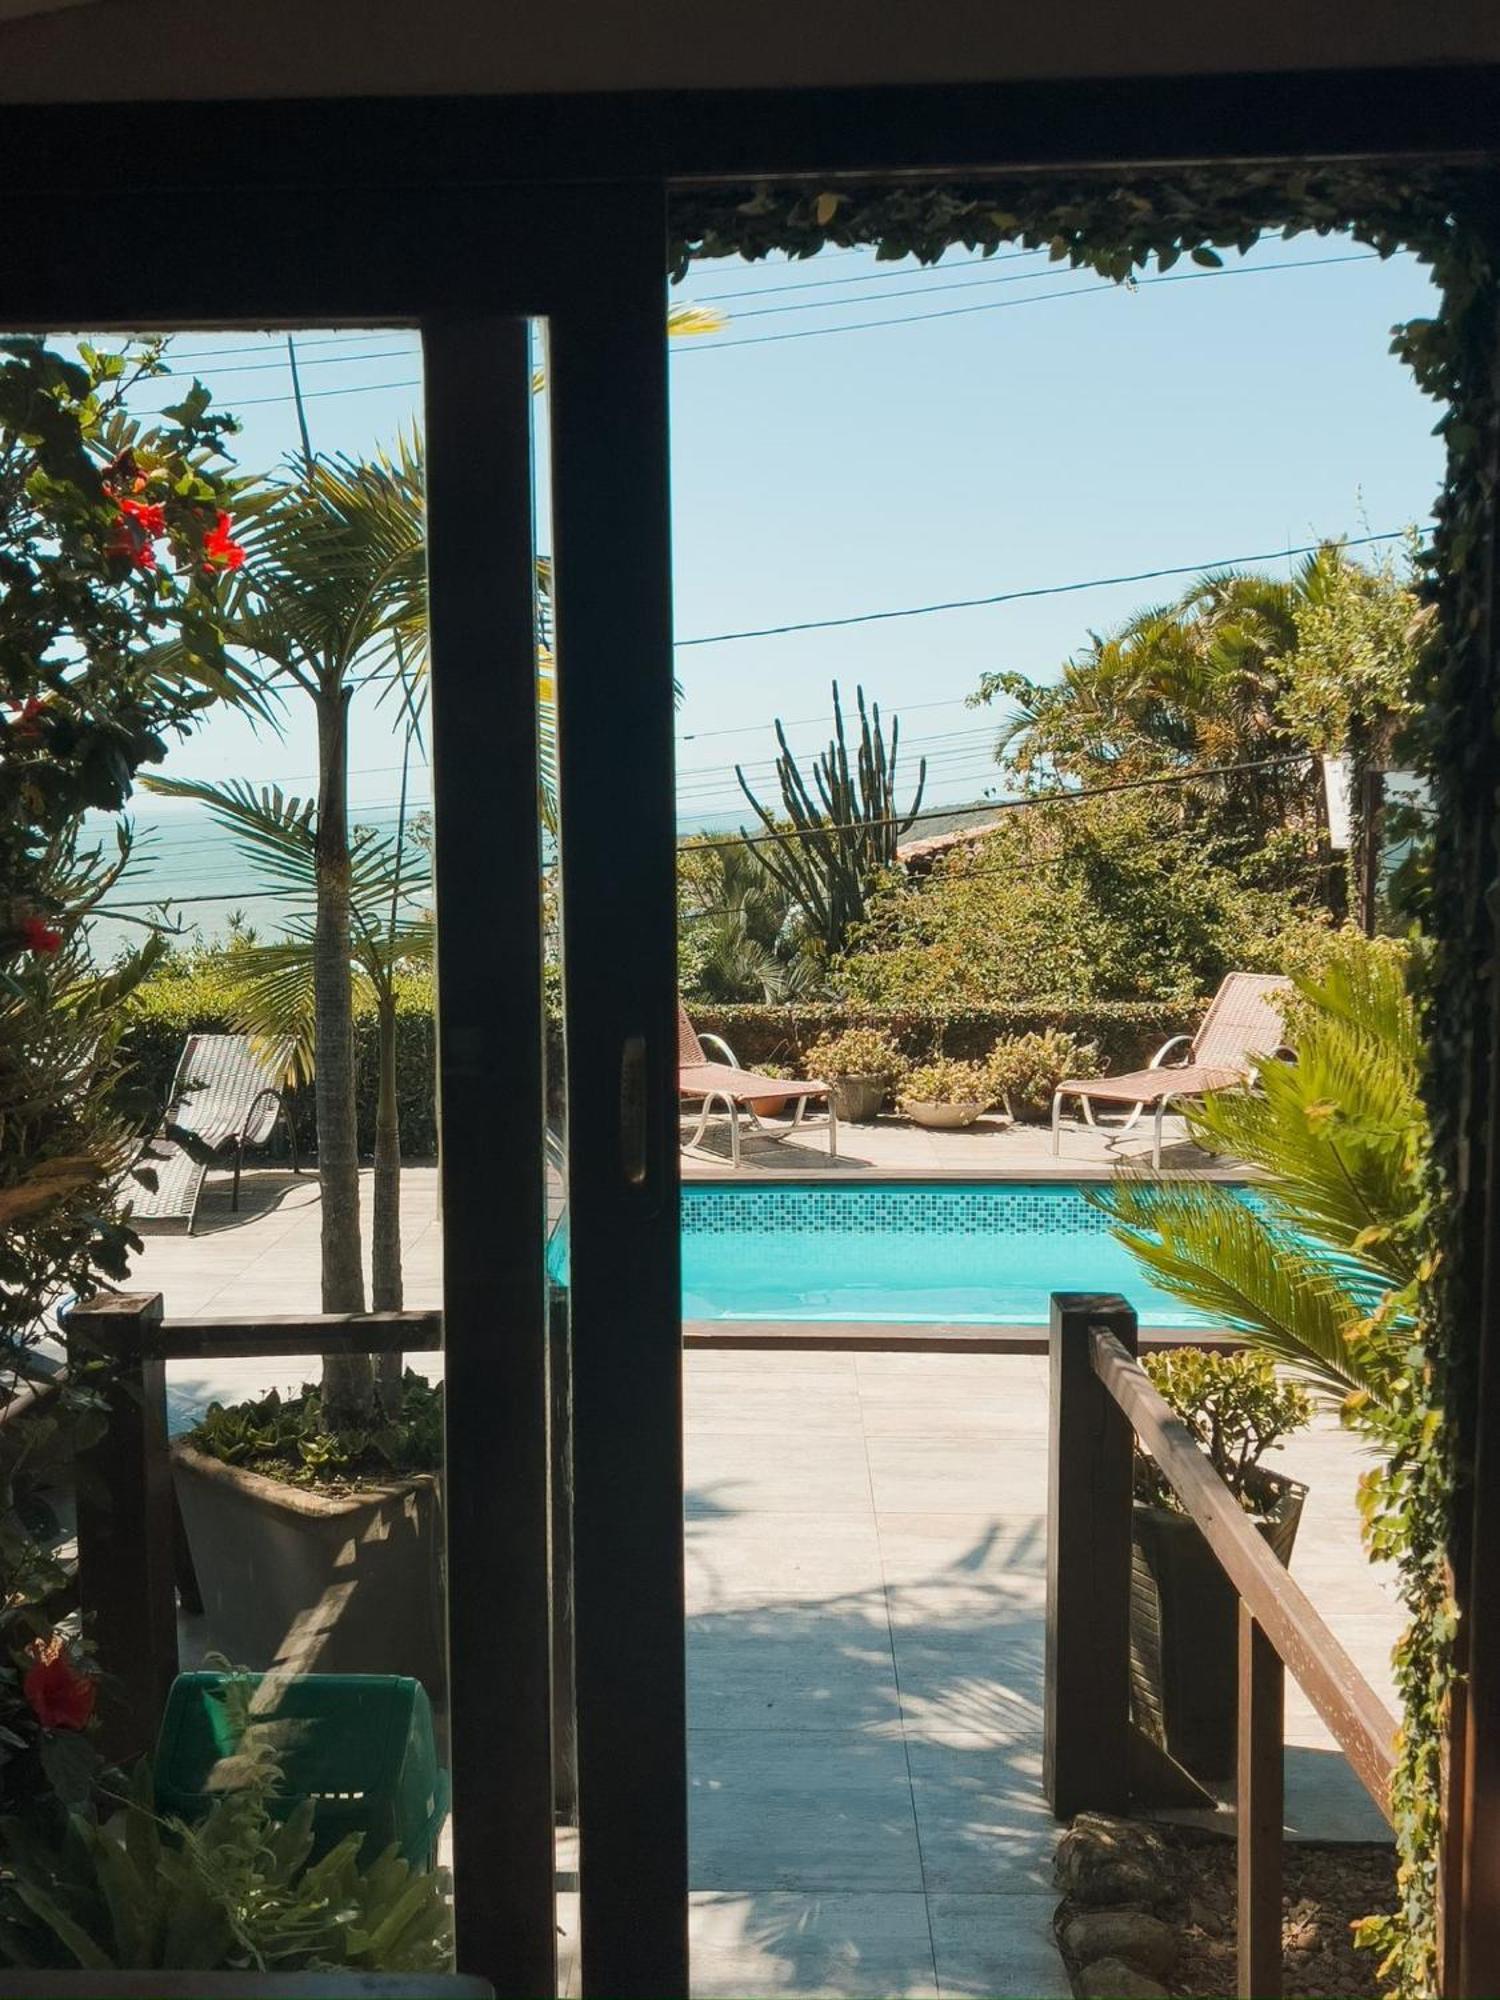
[671,166,1499,1999]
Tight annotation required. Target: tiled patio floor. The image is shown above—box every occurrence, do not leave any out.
[129,1164,1397,1999]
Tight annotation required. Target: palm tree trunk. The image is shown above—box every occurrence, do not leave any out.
[313,683,373,1427]
[372,986,404,1401]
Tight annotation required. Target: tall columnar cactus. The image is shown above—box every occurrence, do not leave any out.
[735,682,926,957]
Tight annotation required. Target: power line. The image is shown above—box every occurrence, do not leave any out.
[98,754,1311,912]
[672,252,1380,354]
[131,249,1384,417]
[677,752,1316,856]
[687,245,1051,303]
[698,258,1149,323]
[674,532,1406,648]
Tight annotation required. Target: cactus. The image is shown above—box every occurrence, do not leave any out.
[735,682,926,957]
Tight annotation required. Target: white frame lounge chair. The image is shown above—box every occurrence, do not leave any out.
[678,1003,837,1167]
[1051,972,1293,1170]
[132,1034,297,1233]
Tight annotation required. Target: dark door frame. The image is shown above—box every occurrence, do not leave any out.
[0,182,687,2000]
[4,61,1500,2000]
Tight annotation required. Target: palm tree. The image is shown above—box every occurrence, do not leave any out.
[1093,935,1422,1407]
[145,773,432,1391]
[148,445,426,1424]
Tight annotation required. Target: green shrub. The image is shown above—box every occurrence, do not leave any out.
[689,1000,1200,1075]
[1134,1349,1312,1514]
[188,1373,443,1493]
[899,1059,991,1106]
[0,1732,452,1972]
[985,1030,1101,1122]
[803,1026,907,1082]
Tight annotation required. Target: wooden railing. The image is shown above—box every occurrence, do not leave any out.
[1043,1292,1399,2000]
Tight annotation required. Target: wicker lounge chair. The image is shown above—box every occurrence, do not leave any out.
[678,1003,837,1167]
[132,1034,297,1232]
[1051,972,1293,1170]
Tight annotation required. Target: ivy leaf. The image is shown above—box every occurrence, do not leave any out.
[1190,246,1224,268]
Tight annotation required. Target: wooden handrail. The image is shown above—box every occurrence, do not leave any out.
[1090,1325,1398,1821]
[63,1298,442,1361]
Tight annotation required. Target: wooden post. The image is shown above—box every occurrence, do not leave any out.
[1238,1603,1285,1999]
[63,1292,176,1762]
[1045,1292,1138,1818]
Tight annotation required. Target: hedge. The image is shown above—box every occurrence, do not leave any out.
[685,1000,1205,1073]
[123,983,1205,1160]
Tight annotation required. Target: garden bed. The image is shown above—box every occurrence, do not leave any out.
[1167,1830,1397,1998]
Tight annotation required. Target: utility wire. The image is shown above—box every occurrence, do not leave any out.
[688,246,1050,302]
[683,752,1316,856]
[674,532,1406,648]
[671,252,1380,354]
[104,751,1315,906]
[131,250,1384,416]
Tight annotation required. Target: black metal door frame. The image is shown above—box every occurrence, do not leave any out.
[0,179,686,2000]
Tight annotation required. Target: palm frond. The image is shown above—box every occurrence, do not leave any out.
[1099,1179,1390,1403]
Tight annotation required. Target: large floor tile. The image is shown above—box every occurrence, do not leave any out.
[906,1742,1057,1895]
[688,1513,886,1608]
[928,1892,1071,1998]
[691,1891,938,1998]
[688,1608,901,1733]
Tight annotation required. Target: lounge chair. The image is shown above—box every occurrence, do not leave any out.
[1051,972,1293,1170]
[131,1034,297,1233]
[678,1003,837,1167]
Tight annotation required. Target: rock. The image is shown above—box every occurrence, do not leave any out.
[1054,1813,1175,1906]
[1076,1954,1170,1998]
[1187,1894,1226,1937]
[1063,1911,1179,1978]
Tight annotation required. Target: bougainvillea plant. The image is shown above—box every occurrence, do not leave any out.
[0,336,250,1817]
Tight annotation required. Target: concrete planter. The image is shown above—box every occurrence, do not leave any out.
[1129,1471,1305,1779]
[171,1441,446,1702]
[829,1075,888,1123]
[901,1100,986,1130]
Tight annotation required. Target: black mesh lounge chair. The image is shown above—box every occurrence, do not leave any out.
[132,1034,297,1233]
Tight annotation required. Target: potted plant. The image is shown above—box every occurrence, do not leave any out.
[745,1059,793,1120]
[985,1029,1100,1123]
[170,1375,445,1696]
[898,1058,992,1130]
[803,1026,907,1123]
[1130,1348,1311,1779]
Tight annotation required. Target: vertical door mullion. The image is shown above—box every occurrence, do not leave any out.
[426,317,557,1999]
[549,184,688,1998]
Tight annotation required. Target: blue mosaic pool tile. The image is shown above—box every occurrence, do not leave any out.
[680,1185,1117,1237]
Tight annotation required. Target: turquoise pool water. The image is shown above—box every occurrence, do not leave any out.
[679,1181,1216,1327]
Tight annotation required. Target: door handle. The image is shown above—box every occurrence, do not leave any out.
[619,1033,648,1189]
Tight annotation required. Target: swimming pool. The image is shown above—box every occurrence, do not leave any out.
[680,1181,1220,1328]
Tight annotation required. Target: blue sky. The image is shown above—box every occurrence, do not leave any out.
[99,230,1444,926]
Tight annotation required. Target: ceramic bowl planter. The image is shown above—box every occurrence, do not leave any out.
[902,1100,986,1130]
[1129,1471,1306,1779]
[829,1074,888,1123]
[171,1441,446,1699]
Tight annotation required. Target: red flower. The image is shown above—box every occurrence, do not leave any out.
[20,915,62,955]
[7,697,47,743]
[106,500,159,570]
[202,512,245,571]
[119,496,167,539]
[23,1635,96,1731]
